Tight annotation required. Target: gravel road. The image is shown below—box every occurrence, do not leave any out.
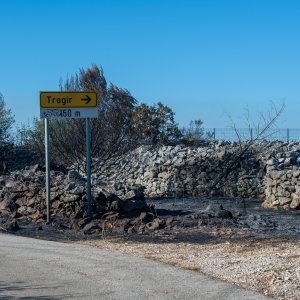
[0,233,270,300]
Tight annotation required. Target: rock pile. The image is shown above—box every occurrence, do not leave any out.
[0,166,239,235]
[0,166,151,233]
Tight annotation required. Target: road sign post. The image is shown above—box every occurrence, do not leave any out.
[86,118,92,218]
[45,118,51,223]
[40,91,98,221]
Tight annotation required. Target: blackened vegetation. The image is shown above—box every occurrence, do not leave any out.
[16,65,205,173]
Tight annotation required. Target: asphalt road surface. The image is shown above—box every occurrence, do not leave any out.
[0,234,270,300]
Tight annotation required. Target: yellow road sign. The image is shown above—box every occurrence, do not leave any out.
[40,92,97,108]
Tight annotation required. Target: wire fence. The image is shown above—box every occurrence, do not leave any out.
[203,128,300,142]
[15,127,300,145]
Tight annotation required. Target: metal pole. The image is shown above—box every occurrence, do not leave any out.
[287,128,290,143]
[45,118,51,223]
[250,128,253,141]
[86,118,92,218]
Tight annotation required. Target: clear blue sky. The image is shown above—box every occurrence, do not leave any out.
[1,0,300,129]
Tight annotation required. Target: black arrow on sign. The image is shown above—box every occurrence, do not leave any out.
[81,95,91,105]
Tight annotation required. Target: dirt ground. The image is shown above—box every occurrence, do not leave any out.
[12,197,300,300]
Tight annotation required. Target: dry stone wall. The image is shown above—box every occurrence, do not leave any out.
[262,143,300,209]
[95,141,300,210]
[1,141,300,216]
[95,142,265,198]
[2,141,300,236]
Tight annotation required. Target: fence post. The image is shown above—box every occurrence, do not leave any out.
[287,128,290,143]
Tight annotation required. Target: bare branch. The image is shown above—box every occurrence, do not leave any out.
[211,101,285,191]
